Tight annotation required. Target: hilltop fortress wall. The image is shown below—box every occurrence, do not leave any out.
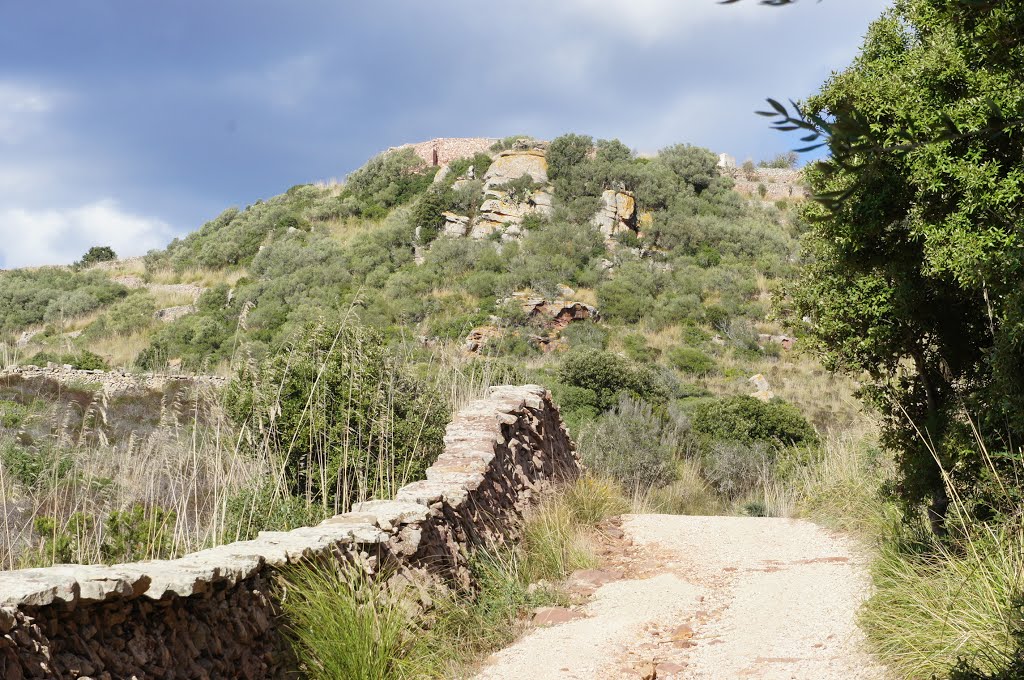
[0,385,579,679]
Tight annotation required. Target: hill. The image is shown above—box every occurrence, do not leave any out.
[0,133,845,572]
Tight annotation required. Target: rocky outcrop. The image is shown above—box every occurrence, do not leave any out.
[749,374,775,402]
[0,386,578,679]
[464,325,501,353]
[592,189,638,239]
[473,148,555,239]
[154,305,197,323]
[757,333,795,351]
[464,296,600,354]
[510,294,600,331]
[441,211,471,238]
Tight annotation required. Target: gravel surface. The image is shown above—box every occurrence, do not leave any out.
[476,514,888,680]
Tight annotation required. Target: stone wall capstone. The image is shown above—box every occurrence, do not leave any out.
[0,385,579,679]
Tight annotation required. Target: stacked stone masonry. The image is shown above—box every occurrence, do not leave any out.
[389,137,498,167]
[0,385,579,679]
[0,366,227,395]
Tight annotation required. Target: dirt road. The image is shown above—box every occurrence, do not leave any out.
[476,515,887,680]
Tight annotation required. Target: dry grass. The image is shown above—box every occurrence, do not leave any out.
[146,266,246,288]
[85,331,158,370]
[0,387,269,568]
[324,217,386,249]
[706,352,864,433]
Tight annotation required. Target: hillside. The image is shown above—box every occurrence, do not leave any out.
[0,134,840,567]
[0,135,807,382]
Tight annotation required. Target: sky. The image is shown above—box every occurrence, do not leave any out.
[0,0,891,269]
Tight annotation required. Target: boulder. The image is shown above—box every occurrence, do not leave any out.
[592,189,638,238]
[441,212,471,238]
[749,373,775,402]
[482,148,548,190]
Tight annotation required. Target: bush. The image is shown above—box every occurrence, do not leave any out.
[622,333,659,362]
[494,174,542,205]
[27,350,109,371]
[279,562,426,680]
[556,348,670,413]
[667,347,716,376]
[0,268,126,332]
[560,321,607,350]
[99,292,157,336]
[690,395,819,448]
[546,134,593,181]
[344,147,436,213]
[701,440,770,499]
[224,478,330,540]
[577,396,683,490]
[100,504,176,562]
[78,246,117,267]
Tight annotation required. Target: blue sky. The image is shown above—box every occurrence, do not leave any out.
[0,0,891,268]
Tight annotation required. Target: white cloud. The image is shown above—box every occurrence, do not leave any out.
[547,0,766,45]
[0,81,60,144]
[0,200,173,268]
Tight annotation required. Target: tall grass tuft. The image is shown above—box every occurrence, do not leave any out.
[279,561,427,680]
[861,521,1024,678]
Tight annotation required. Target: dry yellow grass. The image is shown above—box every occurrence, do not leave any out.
[324,217,385,248]
[146,267,245,288]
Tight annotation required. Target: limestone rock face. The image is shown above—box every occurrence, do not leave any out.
[442,212,471,237]
[749,373,775,402]
[472,148,555,238]
[592,189,638,238]
[483,148,549,190]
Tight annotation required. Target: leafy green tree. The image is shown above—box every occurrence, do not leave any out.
[788,0,1024,529]
[78,246,117,267]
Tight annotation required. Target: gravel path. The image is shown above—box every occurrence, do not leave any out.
[476,514,888,680]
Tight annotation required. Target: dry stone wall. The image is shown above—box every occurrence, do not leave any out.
[0,366,227,395]
[0,385,579,679]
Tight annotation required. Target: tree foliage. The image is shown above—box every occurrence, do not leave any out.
[788,0,1024,526]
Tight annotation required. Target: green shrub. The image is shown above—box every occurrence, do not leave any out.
[560,321,607,350]
[550,384,600,431]
[667,347,716,376]
[279,562,426,680]
[101,504,176,562]
[27,350,109,371]
[702,440,770,500]
[345,147,436,213]
[577,396,683,490]
[1,440,73,489]
[494,174,541,205]
[224,478,329,540]
[411,187,454,244]
[0,268,126,332]
[690,395,819,448]
[78,246,117,267]
[33,513,94,564]
[556,348,670,413]
[101,292,157,336]
[622,333,659,362]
